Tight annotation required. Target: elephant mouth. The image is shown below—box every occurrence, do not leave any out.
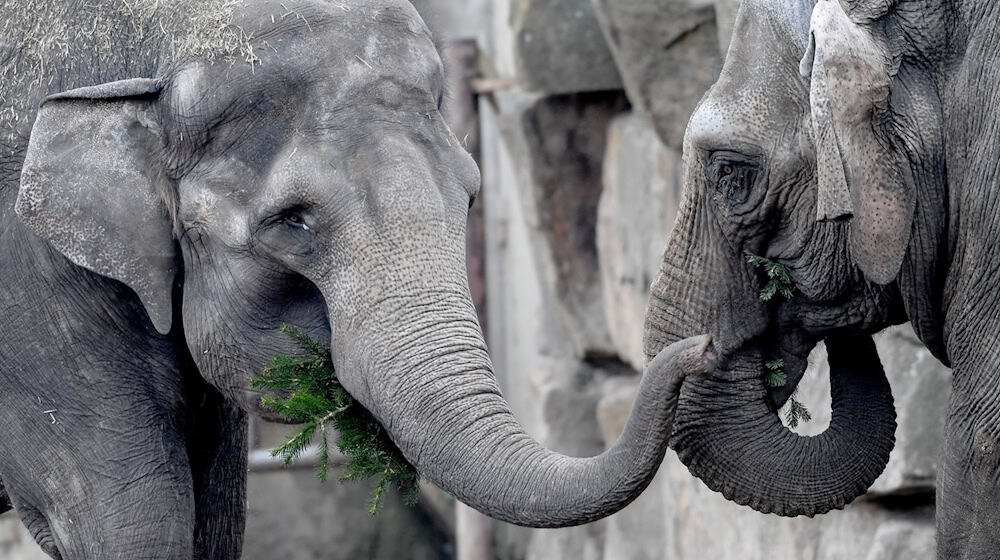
[710,330,813,411]
[761,330,816,410]
[715,297,821,412]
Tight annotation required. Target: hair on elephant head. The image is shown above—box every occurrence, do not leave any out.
[3,0,719,554]
[645,0,957,520]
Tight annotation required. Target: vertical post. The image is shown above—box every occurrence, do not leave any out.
[441,38,496,560]
[457,502,495,560]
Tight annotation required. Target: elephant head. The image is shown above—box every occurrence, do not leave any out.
[14,0,716,528]
[645,0,950,517]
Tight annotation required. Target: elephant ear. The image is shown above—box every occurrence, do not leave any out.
[16,78,178,335]
[799,0,913,285]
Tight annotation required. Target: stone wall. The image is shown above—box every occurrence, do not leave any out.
[477,0,948,558]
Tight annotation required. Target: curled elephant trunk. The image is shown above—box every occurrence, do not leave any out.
[670,335,896,517]
[644,163,896,516]
[330,292,716,528]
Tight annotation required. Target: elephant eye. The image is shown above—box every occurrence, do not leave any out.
[707,153,758,207]
[282,212,310,231]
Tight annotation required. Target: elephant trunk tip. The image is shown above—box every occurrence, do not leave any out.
[689,334,718,376]
[652,334,718,382]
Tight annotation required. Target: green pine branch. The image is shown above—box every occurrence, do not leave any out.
[761,358,812,427]
[764,359,787,388]
[785,397,812,429]
[748,256,808,425]
[746,253,794,301]
[251,326,421,515]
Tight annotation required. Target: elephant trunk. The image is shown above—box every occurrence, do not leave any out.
[670,336,895,516]
[330,291,716,528]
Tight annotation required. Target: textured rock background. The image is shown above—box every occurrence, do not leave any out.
[1,0,951,558]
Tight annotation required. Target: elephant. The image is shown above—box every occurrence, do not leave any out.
[643,0,1000,556]
[0,0,721,557]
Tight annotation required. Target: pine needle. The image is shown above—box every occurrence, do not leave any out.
[746,253,795,301]
[765,370,787,388]
[748,256,809,425]
[764,359,787,387]
[251,326,421,514]
[785,397,812,429]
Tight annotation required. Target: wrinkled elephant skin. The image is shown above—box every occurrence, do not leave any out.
[643,0,1000,556]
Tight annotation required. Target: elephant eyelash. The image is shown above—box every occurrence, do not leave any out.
[257,207,314,235]
[283,213,310,231]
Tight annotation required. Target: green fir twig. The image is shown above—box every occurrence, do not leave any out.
[746,253,794,301]
[785,397,813,429]
[764,359,787,388]
[747,255,808,425]
[251,326,421,515]
[762,358,812,427]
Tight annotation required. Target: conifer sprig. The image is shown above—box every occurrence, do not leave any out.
[252,325,420,515]
[785,397,813,429]
[764,359,787,388]
[761,357,812,428]
[746,253,794,301]
[746,255,809,426]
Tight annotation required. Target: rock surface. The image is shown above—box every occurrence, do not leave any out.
[509,0,623,94]
[410,0,486,40]
[244,467,449,560]
[243,422,451,560]
[495,90,629,359]
[597,113,683,370]
[590,0,722,148]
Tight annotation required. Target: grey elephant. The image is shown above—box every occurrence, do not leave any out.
[643,0,1000,556]
[0,0,722,557]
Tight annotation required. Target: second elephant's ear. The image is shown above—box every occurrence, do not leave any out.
[16,78,178,334]
[799,0,913,285]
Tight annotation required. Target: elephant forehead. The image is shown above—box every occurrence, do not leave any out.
[171,1,441,126]
[233,0,437,69]
[311,30,441,111]
[742,0,815,52]
[688,88,802,156]
[688,0,813,153]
